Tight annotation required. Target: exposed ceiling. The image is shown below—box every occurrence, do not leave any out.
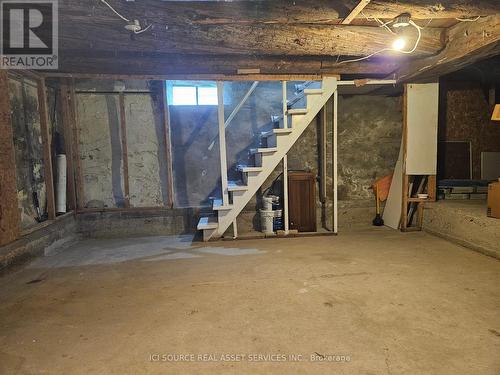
[53,0,500,80]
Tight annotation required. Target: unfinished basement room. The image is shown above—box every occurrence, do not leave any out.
[0,1,499,374]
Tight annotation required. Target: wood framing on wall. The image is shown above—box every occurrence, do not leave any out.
[118,92,131,208]
[37,78,56,220]
[68,80,176,211]
[68,79,85,210]
[59,80,77,211]
[160,82,174,208]
[0,71,21,246]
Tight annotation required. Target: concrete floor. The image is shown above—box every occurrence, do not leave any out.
[0,228,499,374]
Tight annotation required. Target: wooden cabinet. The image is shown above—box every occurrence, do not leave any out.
[288,172,316,232]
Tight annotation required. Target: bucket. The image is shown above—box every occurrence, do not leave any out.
[263,195,279,210]
[260,209,275,234]
[273,209,283,231]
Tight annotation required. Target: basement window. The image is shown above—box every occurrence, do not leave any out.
[167,81,218,106]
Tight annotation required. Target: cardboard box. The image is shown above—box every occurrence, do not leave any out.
[487,179,500,218]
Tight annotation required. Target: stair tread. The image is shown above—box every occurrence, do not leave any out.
[197,216,218,230]
[249,147,278,154]
[228,180,248,191]
[304,88,324,95]
[287,108,308,115]
[238,166,263,172]
[261,128,293,137]
[213,198,232,210]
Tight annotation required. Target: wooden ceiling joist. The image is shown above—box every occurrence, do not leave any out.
[55,52,401,77]
[65,0,500,25]
[394,14,500,82]
[52,1,500,78]
[342,0,371,25]
[60,23,443,57]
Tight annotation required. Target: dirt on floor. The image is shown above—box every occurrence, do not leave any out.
[0,227,499,374]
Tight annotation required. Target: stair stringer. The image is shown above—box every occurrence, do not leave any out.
[211,77,338,239]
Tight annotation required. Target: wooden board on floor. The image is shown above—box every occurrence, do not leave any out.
[383,140,403,230]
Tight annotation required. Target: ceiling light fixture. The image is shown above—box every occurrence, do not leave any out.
[392,13,411,29]
[100,0,152,34]
[124,20,141,33]
[337,12,422,65]
[392,37,406,51]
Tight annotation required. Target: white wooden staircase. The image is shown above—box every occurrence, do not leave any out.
[198,77,338,241]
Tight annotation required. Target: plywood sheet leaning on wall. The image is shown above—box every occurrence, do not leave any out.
[383,139,403,229]
[405,83,439,175]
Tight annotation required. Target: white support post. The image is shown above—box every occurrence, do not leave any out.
[282,81,288,129]
[282,80,289,234]
[217,81,229,206]
[283,156,289,234]
[232,220,238,239]
[333,89,338,234]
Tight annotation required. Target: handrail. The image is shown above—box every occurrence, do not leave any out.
[208,81,259,151]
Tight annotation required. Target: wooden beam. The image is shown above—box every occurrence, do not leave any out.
[43,72,329,81]
[37,78,56,220]
[0,71,21,246]
[333,89,338,234]
[63,0,500,25]
[68,79,85,209]
[60,23,443,57]
[159,83,174,208]
[59,80,77,211]
[118,92,130,208]
[393,14,500,82]
[55,53,400,77]
[342,0,371,25]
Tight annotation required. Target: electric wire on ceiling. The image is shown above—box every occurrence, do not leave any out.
[337,18,422,65]
[100,0,152,34]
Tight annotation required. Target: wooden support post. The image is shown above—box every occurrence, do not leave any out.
[282,81,288,129]
[68,79,84,210]
[217,81,229,206]
[401,173,409,231]
[0,71,21,246]
[160,82,174,208]
[37,78,56,220]
[320,106,327,202]
[118,92,130,208]
[333,89,338,234]
[427,175,437,201]
[59,80,77,211]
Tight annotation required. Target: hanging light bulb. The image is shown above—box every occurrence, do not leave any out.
[392,37,407,51]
